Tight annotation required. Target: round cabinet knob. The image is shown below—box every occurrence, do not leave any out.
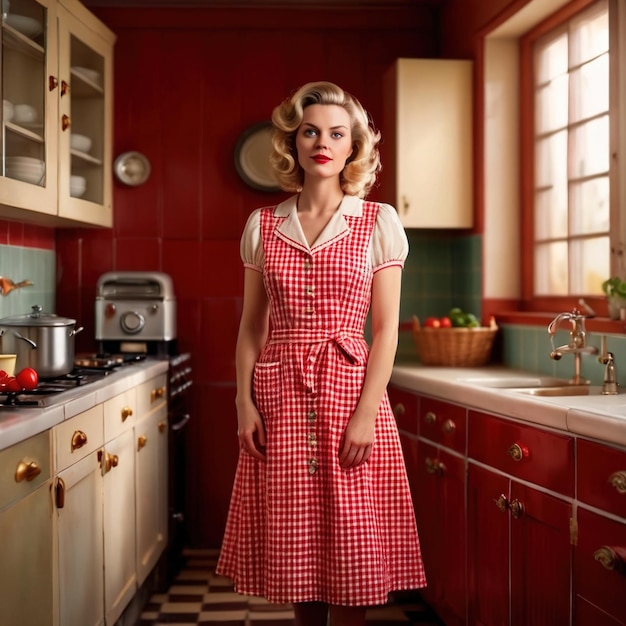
[15,460,42,483]
[608,470,626,494]
[392,403,405,419]
[509,498,524,519]
[508,443,528,462]
[593,546,626,573]
[424,411,437,425]
[442,419,456,435]
[121,406,133,422]
[137,435,148,451]
[425,457,446,476]
[120,311,145,334]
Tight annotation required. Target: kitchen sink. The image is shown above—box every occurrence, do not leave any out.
[457,375,571,389]
[512,385,602,397]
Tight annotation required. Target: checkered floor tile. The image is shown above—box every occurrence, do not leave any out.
[135,550,444,625]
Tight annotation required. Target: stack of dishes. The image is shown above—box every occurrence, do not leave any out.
[70,175,86,197]
[70,133,92,153]
[5,156,45,184]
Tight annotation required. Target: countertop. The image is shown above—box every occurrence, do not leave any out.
[0,358,169,452]
[391,363,626,449]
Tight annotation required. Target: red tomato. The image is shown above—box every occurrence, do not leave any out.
[424,317,441,328]
[0,370,8,381]
[5,376,22,392]
[16,367,39,391]
[439,316,453,328]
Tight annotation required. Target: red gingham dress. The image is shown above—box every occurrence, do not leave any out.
[216,195,426,606]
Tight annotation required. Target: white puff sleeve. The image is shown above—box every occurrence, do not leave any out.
[370,203,409,272]
[239,208,264,272]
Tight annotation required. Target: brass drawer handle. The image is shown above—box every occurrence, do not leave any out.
[151,386,166,403]
[137,435,148,451]
[55,477,65,508]
[121,406,133,422]
[425,411,436,425]
[15,460,42,483]
[508,443,528,462]
[494,494,509,513]
[71,430,88,451]
[158,421,166,433]
[609,470,626,494]
[594,546,626,572]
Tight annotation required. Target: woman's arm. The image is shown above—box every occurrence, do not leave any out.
[339,265,402,468]
[235,268,270,461]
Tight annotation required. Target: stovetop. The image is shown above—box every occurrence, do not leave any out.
[0,354,147,407]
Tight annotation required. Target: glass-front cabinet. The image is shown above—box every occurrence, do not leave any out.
[1,0,115,227]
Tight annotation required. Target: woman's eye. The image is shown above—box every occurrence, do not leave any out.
[332,132,344,139]
[303,129,318,137]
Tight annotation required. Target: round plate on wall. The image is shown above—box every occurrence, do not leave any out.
[234,122,281,192]
[114,151,151,186]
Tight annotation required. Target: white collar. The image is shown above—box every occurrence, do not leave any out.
[273,195,363,253]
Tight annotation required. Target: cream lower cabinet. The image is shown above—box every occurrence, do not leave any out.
[135,374,168,584]
[54,404,105,626]
[0,432,54,626]
[102,387,137,624]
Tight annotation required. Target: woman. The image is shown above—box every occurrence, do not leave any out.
[217,81,426,626]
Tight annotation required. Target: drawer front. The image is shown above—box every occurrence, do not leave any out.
[0,431,51,510]
[388,385,419,434]
[577,439,626,519]
[469,410,574,496]
[136,374,168,417]
[574,508,626,624]
[419,396,466,453]
[104,388,137,441]
[55,405,104,471]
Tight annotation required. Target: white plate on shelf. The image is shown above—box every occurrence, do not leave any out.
[72,66,101,85]
[5,14,43,37]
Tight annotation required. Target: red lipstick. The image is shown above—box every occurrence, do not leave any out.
[312,155,331,164]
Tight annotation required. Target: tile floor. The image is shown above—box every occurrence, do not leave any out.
[135,550,445,626]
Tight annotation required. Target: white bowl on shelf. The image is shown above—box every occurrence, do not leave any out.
[5,14,43,38]
[70,175,86,197]
[5,156,45,184]
[3,99,14,122]
[70,133,92,153]
[13,104,37,124]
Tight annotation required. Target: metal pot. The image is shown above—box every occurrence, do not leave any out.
[0,305,84,378]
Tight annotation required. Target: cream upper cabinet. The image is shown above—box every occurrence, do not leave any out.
[0,0,115,227]
[384,58,474,229]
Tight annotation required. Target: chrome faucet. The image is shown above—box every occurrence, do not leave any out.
[548,309,598,385]
[599,336,618,395]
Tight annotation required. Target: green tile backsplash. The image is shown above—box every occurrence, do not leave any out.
[0,245,56,319]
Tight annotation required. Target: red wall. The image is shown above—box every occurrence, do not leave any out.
[55,4,438,547]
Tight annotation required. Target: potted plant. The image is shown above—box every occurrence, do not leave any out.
[602,277,626,319]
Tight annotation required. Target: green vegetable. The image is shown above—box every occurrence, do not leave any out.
[448,307,480,328]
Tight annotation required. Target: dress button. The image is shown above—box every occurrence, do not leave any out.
[304,307,315,315]
[308,410,317,422]
[305,286,315,296]
[308,458,318,474]
[308,433,318,448]
[304,259,312,271]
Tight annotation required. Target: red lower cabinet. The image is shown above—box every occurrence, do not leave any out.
[574,508,626,625]
[468,465,572,626]
[416,440,467,626]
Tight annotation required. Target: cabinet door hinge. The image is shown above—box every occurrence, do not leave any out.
[569,517,578,546]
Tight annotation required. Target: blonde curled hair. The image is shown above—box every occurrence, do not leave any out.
[270,81,381,199]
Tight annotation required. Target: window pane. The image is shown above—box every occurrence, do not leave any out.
[536,32,567,84]
[535,130,567,188]
[535,242,568,295]
[535,184,567,240]
[570,177,609,236]
[569,115,609,178]
[569,236,609,294]
[570,0,608,66]
[570,54,608,122]
[536,74,568,133]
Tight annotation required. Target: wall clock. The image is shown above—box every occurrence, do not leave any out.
[234,122,281,192]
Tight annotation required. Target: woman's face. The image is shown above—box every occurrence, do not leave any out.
[295,104,354,182]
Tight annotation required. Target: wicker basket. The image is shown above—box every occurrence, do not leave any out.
[412,316,498,366]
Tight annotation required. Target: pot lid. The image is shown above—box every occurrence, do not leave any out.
[0,305,76,327]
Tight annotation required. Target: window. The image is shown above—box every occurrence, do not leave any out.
[521,0,615,308]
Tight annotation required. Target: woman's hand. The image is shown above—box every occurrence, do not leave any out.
[237,401,267,461]
[339,412,375,469]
